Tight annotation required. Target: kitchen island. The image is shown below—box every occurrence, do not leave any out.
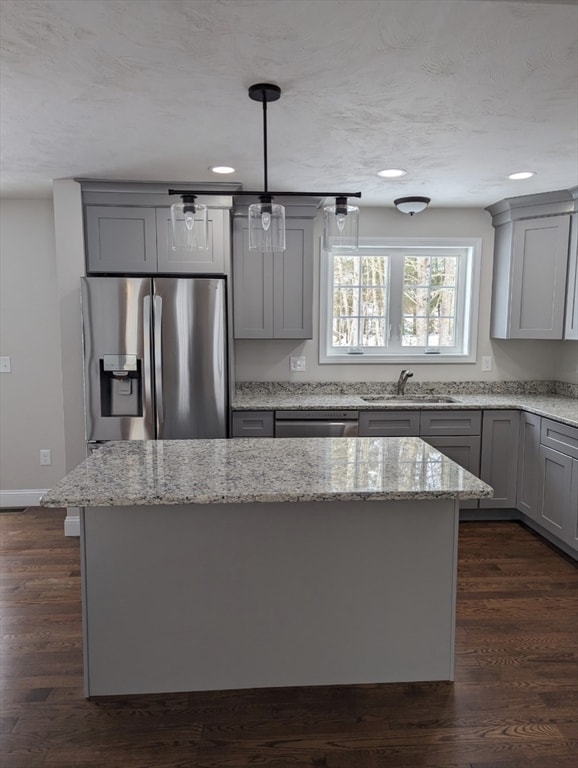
[41,437,492,697]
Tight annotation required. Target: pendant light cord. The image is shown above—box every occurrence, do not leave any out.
[261,90,268,194]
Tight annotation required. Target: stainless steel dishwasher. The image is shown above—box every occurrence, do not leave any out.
[274,410,359,437]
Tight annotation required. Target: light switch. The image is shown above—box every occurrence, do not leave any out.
[481,356,493,372]
[0,356,11,373]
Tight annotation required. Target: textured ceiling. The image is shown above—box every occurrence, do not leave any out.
[1,0,577,207]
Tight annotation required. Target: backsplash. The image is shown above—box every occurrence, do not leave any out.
[236,380,578,398]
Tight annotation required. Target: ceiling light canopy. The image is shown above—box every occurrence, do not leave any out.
[508,171,536,180]
[394,196,431,215]
[377,168,407,178]
[169,83,361,252]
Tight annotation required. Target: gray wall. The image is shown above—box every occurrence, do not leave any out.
[0,198,66,504]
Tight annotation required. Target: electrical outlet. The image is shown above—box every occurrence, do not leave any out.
[40,449,52,466]
[290,356,306,372]
[0,356,11,373]
[481,356,493,372]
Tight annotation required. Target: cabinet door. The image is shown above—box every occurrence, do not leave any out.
[480,410,520,508]
[233,219,274,338]
[507,216,570,339]
[233,218,313,339]
[86,206,157,273]
[537,445,573,544]
[272,220,314,338]
[516,411,541,521]
[156,208,228,274]
[564,213,578,340]
[358,411,420,437]
[421,436,481,509]
[569,459,578,551]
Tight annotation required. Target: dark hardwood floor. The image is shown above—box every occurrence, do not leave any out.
[1,509,576,768]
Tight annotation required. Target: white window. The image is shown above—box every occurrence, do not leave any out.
[319,238,481,364]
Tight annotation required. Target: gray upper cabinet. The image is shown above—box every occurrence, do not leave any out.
[156,208,228,274]
[564,213,578,339]
[480,410,520,508]
[490,215,570,339]
[85,206,158,273]
[233,218,314,339]
[85,200,229,275]
[486,189,577,340]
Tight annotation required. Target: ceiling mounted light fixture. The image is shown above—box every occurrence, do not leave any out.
[169,83,361,252]
[210,166,236,174]
[377,168,407,178]
[394,196,431,216]
[508,171,536,180]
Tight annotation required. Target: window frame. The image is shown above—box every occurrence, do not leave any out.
[319,237,482,364]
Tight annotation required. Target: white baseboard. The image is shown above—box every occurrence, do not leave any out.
[0,489,49,508]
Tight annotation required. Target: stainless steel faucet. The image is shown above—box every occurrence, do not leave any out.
[396,369,414,395]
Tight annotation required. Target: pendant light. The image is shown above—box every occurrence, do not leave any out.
[170,194,208,251]
[168,82,362,252]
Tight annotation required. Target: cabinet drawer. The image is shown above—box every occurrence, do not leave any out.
[231,411,274,438]
[358,411,420,437]
[420,410,481,436]
[540,418,578,459]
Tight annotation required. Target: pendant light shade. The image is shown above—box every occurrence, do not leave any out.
[170,196,208,251]
[248,195,286,251]
[323,197,360,250]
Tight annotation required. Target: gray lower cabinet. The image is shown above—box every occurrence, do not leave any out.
[480,410,520,508]
[421,436,481,509]
[516,411,541,520]
[85,205,228,274]
[233,218,314,339]
[231,411,274,438]
[537,446,575,549]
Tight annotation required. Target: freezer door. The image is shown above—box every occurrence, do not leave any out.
[81,277,154,441]
[153,278,228,438]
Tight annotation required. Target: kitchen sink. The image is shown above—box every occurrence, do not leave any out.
[361,395,457,403]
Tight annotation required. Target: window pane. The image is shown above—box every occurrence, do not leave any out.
[361,256,387,286]
[429,288,455,318]
[430,257,457,286]
[402,316,428,346]
[403,256,430,286]
[403,287,430,316]
[333,255,359,286]
[361,317,386,346]
[333,317,358,347]
[361,287,386,316]
[427,318,455,347]
[333,287,359,317]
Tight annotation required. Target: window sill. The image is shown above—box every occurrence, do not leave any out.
[319,353,477,365]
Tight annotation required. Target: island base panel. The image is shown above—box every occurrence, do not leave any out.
[81,500,459,696]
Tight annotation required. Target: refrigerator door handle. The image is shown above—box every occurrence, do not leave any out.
[153,294,164,432]
[142,295,154,432]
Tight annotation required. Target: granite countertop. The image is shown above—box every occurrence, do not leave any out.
[40,437,493,508]
[232,393,578,427]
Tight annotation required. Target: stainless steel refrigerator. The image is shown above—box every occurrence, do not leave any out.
[81,276,228,443]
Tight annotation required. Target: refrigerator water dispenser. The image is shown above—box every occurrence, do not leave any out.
[100,354,142,417]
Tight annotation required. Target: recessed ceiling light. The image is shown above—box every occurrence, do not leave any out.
[210,166,235,174]
[508,171,536,180]
[377,168,407,178]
